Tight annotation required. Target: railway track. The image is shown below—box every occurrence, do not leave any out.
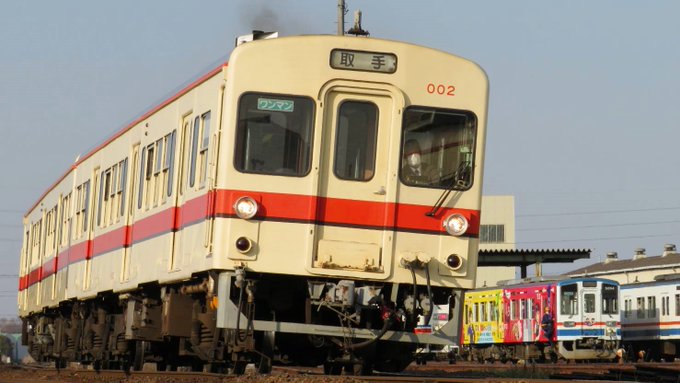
[1,361,678,382]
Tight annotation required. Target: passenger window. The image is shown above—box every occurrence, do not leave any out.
[198,112,210,188]
[235,93,314,176]
[333,101,378,181]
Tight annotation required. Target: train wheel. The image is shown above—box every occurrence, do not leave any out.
[344,360,372,376]
[323,362,342,375]
[257,331,275,374]
[232,361,247,375]
[133,341,146,371]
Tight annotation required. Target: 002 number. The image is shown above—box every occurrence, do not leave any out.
[426,83,455,96]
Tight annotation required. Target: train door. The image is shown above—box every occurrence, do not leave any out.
[580,280,599,335]
[313,87,397,276]
[121,145,140,282]
[170,115,194,271]
[84,170,98,292]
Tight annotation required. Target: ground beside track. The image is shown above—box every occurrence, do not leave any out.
[0,361,677,382]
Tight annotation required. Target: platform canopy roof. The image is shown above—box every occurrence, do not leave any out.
[478,249,591,278]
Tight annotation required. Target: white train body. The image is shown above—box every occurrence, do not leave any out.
[621,276,680,361]
[18,35,489,373]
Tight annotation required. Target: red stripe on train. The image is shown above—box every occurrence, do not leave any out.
[19,189,480,291]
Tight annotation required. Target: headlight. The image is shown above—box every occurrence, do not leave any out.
[442,214,468,236]
[234,196,258,219]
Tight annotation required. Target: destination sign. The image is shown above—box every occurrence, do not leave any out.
[257,98,294,113]
[330,49,397,74]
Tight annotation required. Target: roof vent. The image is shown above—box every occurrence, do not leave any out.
[347,10,370,36]
[604,251,618,264]
[235,31,279,46]
[662,244,677,257]
[633,248,646,260]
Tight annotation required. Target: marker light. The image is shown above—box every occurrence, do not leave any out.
[442,214,468,236]
[234,196,258,219]
[235,237,253,253]
[446,254,463,270]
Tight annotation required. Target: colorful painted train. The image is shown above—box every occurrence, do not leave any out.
[461,277,620,362]
[621,274,680,362]
[18,32,489,374]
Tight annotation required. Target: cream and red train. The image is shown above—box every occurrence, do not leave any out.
[18,33,488,374]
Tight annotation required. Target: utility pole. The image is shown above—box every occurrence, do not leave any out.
[337,0,345,36]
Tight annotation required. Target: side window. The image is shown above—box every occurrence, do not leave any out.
[198,112,210,188]
[333,101,378,181]
[511,299,519,320]
[138,146,147,210]
[144,142,155,209]
[235,93,314,176]
[189,116,200,187]
[560,283,578,315]
[98,169,110,227]
[180,119,191,195]
[119,158,128,216]
[44,205,58,256]
[74,180,90,238]
[164,131,175,197]
[59,193,71,246]
[30,219,42,266]
[98,159,128,228]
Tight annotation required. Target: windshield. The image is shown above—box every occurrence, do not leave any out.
[602,283,618,315]
[234,93,314,176]
[400,107,476,189]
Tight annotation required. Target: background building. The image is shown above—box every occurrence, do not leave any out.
[477,195,516,287]
[567,245,680,285]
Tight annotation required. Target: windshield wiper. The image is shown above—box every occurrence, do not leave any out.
[425,160,470,217]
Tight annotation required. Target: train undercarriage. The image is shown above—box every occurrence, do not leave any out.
[463,338,619,364]
[23,269,460,375]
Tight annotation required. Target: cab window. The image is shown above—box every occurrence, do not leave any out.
[400,107,476,189]
[560,283,579,315]
[235,93,314,176]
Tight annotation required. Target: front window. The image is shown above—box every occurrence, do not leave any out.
[400,107,476,188]
[235,93,314,176]
[560,283,579,315]
[602,283,618,315]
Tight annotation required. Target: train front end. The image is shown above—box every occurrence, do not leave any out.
[555,278,621,360]
[212,35,489,371]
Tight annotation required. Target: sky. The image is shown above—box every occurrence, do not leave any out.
[1,1,680,317]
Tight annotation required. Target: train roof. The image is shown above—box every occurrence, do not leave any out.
[26,62,227,215]
[25,34,484,217]
[620,273,680,289]
[494,275,619,288]
[567,252,680,278]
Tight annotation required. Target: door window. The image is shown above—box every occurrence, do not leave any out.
[333,101,378,181]
[584,293,596,313]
